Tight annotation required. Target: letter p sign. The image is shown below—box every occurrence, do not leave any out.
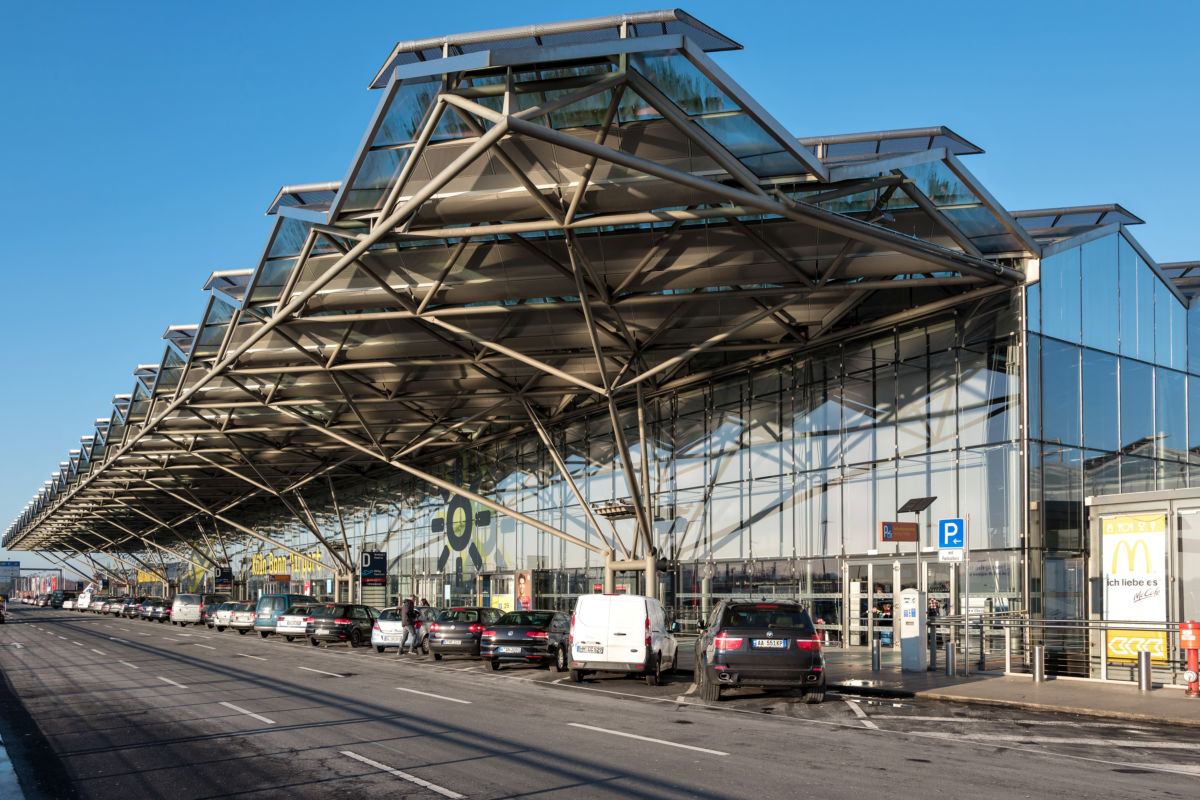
[939,518,965,549]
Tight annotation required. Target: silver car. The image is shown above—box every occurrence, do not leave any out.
[212,601,238,631]
[275,605,314,642]
[228,602,257,635]
[372,606,436,653]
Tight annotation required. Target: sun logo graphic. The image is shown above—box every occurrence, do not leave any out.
[431,459,492,572]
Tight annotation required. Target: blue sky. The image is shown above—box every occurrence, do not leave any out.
[1,0,1196,571]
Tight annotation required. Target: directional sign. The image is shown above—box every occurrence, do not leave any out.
[939,518,965,549]
[1106,632,1167,662]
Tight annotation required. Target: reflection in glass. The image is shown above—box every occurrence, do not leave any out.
[1080,235,1119,353]
[1081,349,1119,452]
[1155,367,1186,461]
[1041,339,1080,446]
[1040,246,1081,344]
[1119,359,1153,451]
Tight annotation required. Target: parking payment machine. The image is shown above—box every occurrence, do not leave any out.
[900,588,928,672]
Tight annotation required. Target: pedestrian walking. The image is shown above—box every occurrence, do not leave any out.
[398,595,418,656]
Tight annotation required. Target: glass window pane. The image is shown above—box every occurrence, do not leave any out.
[1155,279,1172,367]
[1119,359,1153,452]
[1190,375,1200,461]
[1171,294,1187,372]
[1136,251,1156,363]
[1118,236,1140,357]
[1189,306,1200,375]
[1080,235,1119,353]
[1027,335,1041,441]
[1155,368,1186,461]
[1026,282,1041,334]
[1041,339,1080,446]
[631,51,738,115]
[1040,246,1081,343]
[1081,350,1119,452]
[1041,445,1083,550]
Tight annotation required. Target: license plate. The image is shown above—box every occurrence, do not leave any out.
[752,639,787,648]
[578,645,604,654]
[317,629,330,636]
[499,646,522,654]
[442,639,459,645]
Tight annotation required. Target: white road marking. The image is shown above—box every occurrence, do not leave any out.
[298,666,344,678]
[71,641,84,646]
[395,687,471,704]
[57,636,67,640]
[219,701,276,725]
[108,637,128,643]
[933,733,1195,749]
[157,676,188,689]
[342,751,464,799]
[136,632,152,636]
[844,700,879,729]
[194,644,216,650]
[90,649,106,656]
[237,653,267,661]
[161,637,178,641]
[118,661,140,670]
[567,723,728,756]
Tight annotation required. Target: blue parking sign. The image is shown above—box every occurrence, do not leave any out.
[939,518,965,548]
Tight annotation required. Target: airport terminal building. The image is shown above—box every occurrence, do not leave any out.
[7,11,1199,656]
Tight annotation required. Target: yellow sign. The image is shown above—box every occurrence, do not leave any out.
[1102,514,1167,663]
[251,550,326,577]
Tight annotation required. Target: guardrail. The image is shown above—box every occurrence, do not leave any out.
[927,614,1194,687]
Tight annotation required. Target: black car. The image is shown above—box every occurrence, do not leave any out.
[306,604,378,648]
[428,607,503,660]
[480,610,571,671]
[694,600,825,703]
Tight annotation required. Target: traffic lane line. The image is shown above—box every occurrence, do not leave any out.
[342,750,464,799]
[567,722,728,756]
[845,699,879,729]
[118,660,140,670]
[298,666,345,678]
[194,644,216,650]
[157,676,188,689]
[395,687,471,705]
[219,701,276,725]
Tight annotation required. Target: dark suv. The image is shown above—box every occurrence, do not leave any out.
[306,604,377,647]
[694,600,825,703]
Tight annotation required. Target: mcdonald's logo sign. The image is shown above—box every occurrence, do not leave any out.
[1111,539,1152,574]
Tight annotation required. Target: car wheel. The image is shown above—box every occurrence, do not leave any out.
[238,629,248,635]
[698,664,721,702]
[433,652,443,661]
[349,629,362,648]
[802,682,826,705]
[645,655,661,686]
[285,636,295,642]
[554,646,568,672]
[216,626,225,632]
[569,668,584,683]
[490,660,500,671]
[259,631,269,639]
[310,638,319,647]
[376,646,385,653]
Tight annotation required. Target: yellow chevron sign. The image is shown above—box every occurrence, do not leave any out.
[1106,631,1167,663]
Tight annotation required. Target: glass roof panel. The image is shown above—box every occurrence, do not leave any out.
[631,51,737,114]
[897,160,1016,254]
[343,148,409,214]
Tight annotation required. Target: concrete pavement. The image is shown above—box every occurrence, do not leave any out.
[824,645,1200,728]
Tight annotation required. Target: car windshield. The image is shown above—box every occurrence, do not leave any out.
[309,605,344,619]
[378,608,405,621]
[496,611,554,626]
[437,609,480,623]
[720,605,815,632]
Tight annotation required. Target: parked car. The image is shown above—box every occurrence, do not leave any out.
[568,594,678,685]
[104,597,127,615]
[200,595,229,627]
[306,604,378,648]
[253,593,319,638]
[122,596,148,618]
[228,602,257,635]
[428,607,503,660]
[171,593,227,626]
[149,597,173,623]
[138,597,163,621]
[211,600,239,631]
[275,605,315,642]
[89,596,110,613]
[371,606,436,653]
[62,598,75,610]
[481,610,571,671]
[693,600,825,703]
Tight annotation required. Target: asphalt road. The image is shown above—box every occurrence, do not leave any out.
[1,605,1198,799]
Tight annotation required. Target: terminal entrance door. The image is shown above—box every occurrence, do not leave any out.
[845,560,896,647]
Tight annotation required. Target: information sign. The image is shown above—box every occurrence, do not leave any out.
[880,521,918,542]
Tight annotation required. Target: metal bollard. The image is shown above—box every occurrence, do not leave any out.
[945,641,956,676]
[929,629,938,671]
[871,635,882,671]
[1032,644,1045,683]
[1137,651,1153,692]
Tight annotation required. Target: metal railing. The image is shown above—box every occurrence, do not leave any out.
[928,613,1193,687]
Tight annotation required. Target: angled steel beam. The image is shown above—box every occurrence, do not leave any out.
[522,400,627,559]
[895,177,985,259]
[36,550,94,583]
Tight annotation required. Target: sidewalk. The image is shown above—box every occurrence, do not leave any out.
[824,646,1200,728]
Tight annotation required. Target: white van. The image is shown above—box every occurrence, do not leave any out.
[569,594,678,685]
